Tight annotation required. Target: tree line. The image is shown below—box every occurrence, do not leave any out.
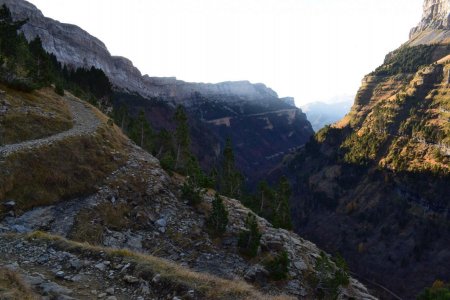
[0,3,294,233]
[0,4,111,104]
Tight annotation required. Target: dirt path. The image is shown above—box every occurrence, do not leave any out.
[0,95,100,158]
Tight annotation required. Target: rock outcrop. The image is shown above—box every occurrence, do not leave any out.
[0,84,376,299]
[0,0,315,187]
[409,0,450,45]
[283,4,450,298]
[0,0,287,105]
[411,0,450,36]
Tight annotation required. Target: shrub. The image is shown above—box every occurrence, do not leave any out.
[238,213,261,258]
[264,250,290,281]
[418,280,450,300]
[54,83,64,96]
[160,153,175,172]
[314,252,350,298]
[206,193,228,237]
[181,182,203,206]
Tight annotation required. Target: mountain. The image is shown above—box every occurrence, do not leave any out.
[301,98,353,132]
[0,48,374,300]
[0,2,377,299]
[0,0,314,186]
[283,1,450,299]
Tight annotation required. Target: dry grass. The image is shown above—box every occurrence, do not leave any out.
[0,93,129,215]
[0,85,73,145]
[26,231,294,300]
[70,202,132,245]
[0,267,38,300]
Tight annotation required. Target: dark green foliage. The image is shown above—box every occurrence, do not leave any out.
[54,83,64,96]
[128,110,153,151]
[0,4,27,57]
[206,193,228,237]
[174,105,190,171]
[372,45,437,76]
[418,281,450,300]
[181,181,203,206]
[111,102,213,190]
[342,132,386,165]
[313,252,350,298]
[219,138,243,199]
[244,177,293,230]
[272,176,293,229]
[238,213,261,258]
[264,250,290,281]
[0,4,112,103]
[160,152,175,173]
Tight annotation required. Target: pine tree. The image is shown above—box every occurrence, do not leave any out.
[265,250,290,281]
[238,213,262,258]
[206,193,228,237]
[0,5,27,57]
[129,110,153,151]
[273,176,293,230]
[220,138,243,198]
[255,180,275,217]
[174,105,190,171]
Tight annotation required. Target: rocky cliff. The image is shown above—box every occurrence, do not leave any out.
[409,0,450,45]
[411,0,450,35]
[0,0,286,105]
[0,0,314,186]
[284,1,450,298]
[0,83,376,299]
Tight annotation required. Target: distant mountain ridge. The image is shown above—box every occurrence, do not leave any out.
[0,0,285,104]
[301,99,353,131]
[0,0,314,187]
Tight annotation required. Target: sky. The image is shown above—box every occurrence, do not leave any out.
[28,0,424,106]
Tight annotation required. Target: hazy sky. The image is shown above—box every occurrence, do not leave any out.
[28,0,423,105]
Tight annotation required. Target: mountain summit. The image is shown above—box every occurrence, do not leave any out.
[409,0,450,44]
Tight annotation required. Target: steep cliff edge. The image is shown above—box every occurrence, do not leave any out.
[0,0,287,104]
[0,84,375,299]
[409,0,450,45]
[0,0,314,185]
[285,2,450,299]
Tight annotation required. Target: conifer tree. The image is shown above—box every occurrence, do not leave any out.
[129,110,153,151]
[174,105,190,171]
[238,213,262,258]
[273,176,293,230]
[206,193,228,237]
[220,138,243,198]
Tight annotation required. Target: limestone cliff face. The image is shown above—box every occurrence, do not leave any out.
[409,0,450,45]
[0,0,149,95]
[411,0,450,37]
[0,0,284,104]
[285,14,450,300]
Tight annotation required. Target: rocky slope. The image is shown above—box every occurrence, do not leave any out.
[0,0,314,185]
[0,85,376,299]
[409,0,450,45]
[284,1,450,299]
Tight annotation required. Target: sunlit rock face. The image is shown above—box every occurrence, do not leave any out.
[411,0,450,37]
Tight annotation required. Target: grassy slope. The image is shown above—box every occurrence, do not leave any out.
[27,231,292,300]
[0,84,73,145]
[0,267,38,300]
[288,45,450,298]
[0,87,129,215]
